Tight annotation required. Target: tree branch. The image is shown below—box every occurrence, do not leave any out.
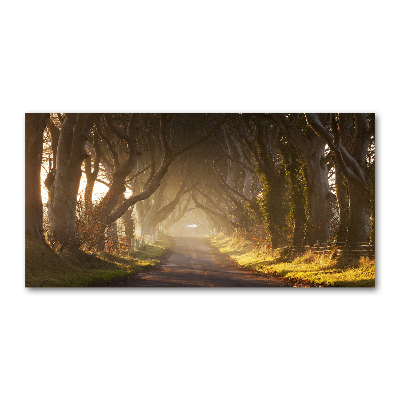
[305,113,366,185]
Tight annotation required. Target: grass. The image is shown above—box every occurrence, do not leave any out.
[211,235,375,287]
[25,234,172,287]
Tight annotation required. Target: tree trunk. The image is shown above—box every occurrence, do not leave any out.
[279,138,308,247]
[123,207,134,246]
[25,113,49,239]
[270,114,333,246]
[304,113,373,246]
[138,182,166,236]
[335,167,349,243]
[48,114,90,250]
[251,121,290,248]
[347,182,370,244]
[288,167,307,247]
[305,151,331,245]
[49,164,82,249]
[96,232,106,252]
[259,174,288,249]
[105,222,118,251]
[243,170,254,198]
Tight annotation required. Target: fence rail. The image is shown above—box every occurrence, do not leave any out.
[305,242,375,258]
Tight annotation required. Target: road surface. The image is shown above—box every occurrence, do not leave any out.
[101,237,290,287]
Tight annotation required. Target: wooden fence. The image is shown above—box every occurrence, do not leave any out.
[305,242,375,259]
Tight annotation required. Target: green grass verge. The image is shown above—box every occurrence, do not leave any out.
[25,234,172,287]
[211,235,375,287]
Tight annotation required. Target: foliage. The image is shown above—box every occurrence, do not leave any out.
[76,195,119,251]
[211,234,375,287]
[279,137,309,246]
[257,174,291,248]
[25,234,172,287]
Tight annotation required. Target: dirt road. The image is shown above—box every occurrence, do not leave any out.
[102,237,290,287]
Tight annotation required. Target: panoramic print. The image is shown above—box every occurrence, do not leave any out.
[25,113,375,287]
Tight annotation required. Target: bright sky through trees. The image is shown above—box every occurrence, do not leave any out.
[40,164,109,203]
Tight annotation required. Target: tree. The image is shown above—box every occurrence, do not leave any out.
[279,137,308,247]
[101,116,226,216]
[25,113,49,240]
[47,113,92,250]
[73,113,228,249]
[223,115,291,248]
[33,112,374,256]
[270,113,333,245]
[162,195,193,235]
[305,113,374,244]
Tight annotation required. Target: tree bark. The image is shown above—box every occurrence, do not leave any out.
[334,113,352,242]
[254,121,289,248]
[84,127,101,212]
[123,207,135,246]
[25,113,49,239]
[335,168,349,242]
[281,140,307,247]
[347,183,370,243]
[305,113,372,245]
[48,113,90,250]
[305,140,332,244]
[270,114,332,245]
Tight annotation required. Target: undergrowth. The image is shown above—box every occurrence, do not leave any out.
[25,234,172,287]
[211,234,375,287]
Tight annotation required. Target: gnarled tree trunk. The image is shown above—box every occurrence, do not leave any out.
[25,113,49,240]
[335,168,349,243]
[306,113,373,246]
[123,206,135,247]
[347,182,370,243]
[270,114,333,245]
[48,113,90,250]
[305,142,332,244]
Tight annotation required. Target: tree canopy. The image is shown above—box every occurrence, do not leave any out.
[25,113,375,252]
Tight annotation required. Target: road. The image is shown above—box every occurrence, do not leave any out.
[103,237,290,287]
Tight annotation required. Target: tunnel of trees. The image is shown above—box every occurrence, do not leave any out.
[25,113,375,253]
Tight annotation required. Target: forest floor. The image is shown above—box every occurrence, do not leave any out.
[25,235,172,287]
[95,237,293,287]
[25,234,375,287]
[211,235,375,287]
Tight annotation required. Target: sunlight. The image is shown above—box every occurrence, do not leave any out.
[40,165,109,204]
[28,112,374,289]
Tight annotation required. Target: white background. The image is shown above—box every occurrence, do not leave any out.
[1,1,399,399]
